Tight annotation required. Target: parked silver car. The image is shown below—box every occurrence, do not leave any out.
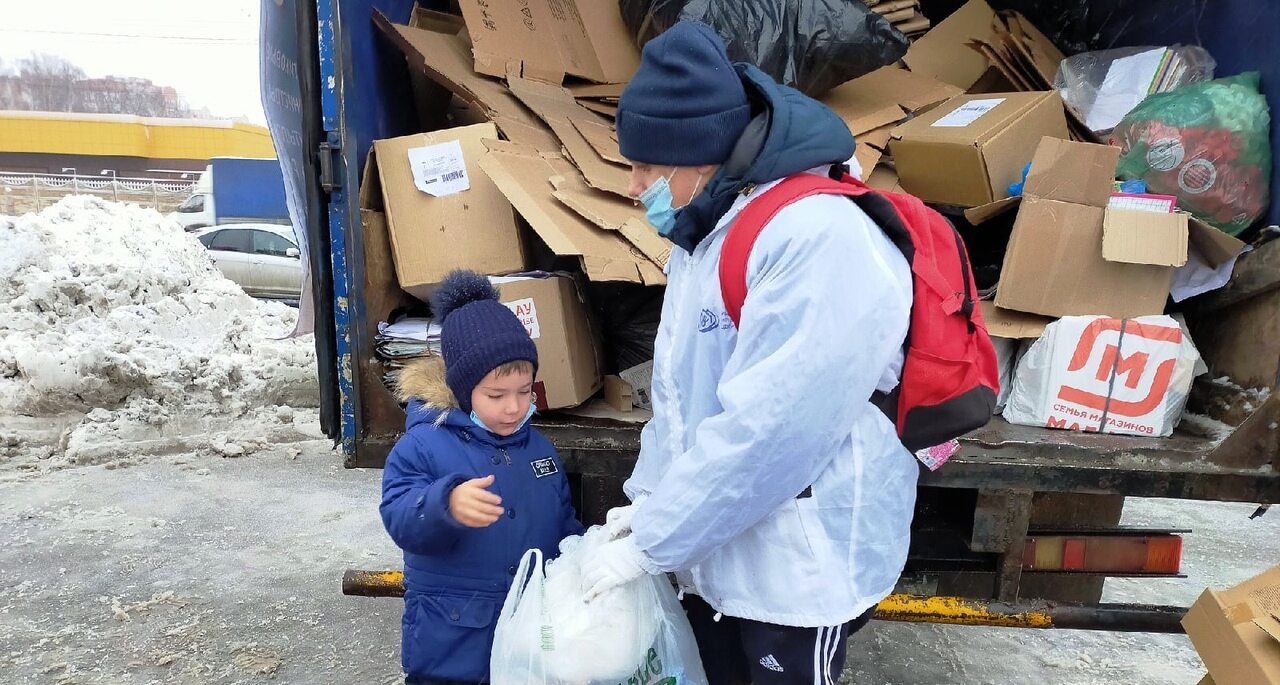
[194,224,303,300]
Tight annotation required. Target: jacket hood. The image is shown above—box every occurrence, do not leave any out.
[396,357,531,444]
[396,357,466,432]
[666,63,856,254]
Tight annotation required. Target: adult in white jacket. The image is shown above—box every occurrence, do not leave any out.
[579,21,918,684]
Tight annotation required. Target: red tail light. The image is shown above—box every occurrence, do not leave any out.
[1022,534,1184,575]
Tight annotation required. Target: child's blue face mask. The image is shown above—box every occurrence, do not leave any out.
[470,401,536,435]
[639,168,705,237]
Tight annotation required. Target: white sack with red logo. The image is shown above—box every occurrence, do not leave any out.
[1003,315,1204,437]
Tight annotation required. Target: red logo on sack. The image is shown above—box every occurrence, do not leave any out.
[1056,319,1183,418]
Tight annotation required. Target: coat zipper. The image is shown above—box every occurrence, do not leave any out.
[500,447,511,466]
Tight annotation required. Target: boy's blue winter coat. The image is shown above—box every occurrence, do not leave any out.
[380,357,583,683]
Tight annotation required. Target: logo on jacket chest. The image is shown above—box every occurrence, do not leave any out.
[698,308,734,333]
[531,457,559,479]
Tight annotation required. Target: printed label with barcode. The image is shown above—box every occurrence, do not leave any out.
[932,98,1006,128]
[407,140,471,197]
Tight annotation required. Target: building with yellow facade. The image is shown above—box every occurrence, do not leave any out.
[0,111,277,179]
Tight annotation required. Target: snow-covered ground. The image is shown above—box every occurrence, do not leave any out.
[2,198,1277,684]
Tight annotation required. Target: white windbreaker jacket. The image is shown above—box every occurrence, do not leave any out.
[625,172,918,627]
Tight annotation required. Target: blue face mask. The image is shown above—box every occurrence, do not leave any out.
[639,168,705,237]
[470,401,536,435]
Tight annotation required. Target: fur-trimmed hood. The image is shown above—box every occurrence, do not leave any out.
[395,357,530,445]
[396,357,465,433]
[396,356,458,411]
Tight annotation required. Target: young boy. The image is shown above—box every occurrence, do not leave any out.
[380,269,584,685]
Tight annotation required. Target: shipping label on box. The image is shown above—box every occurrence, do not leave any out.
[932,98,1006,127]
[1004,315,1203,437]
[407,140,470,196]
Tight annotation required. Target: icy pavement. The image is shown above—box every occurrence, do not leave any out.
[3,197,1277,683]
[2,423,1276,684]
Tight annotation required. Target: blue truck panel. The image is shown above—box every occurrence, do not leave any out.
[319,0,419,455]
[211,157,291,222]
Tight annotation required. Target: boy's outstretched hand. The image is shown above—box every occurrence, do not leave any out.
[448,475,504,528]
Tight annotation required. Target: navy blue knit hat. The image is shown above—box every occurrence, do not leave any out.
[432,270,538,413]
[617,21,751,167]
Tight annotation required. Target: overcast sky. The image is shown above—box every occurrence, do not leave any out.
[0,0,266,124]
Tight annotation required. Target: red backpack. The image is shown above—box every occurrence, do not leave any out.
[719,171,1000,454]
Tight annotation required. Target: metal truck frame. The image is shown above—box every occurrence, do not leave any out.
[262,0,1280,631]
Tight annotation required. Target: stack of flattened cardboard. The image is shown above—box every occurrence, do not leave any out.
[966,11,1097,142]
[865,0,931,38]
[568,82,624,120]
[373,10,666,288]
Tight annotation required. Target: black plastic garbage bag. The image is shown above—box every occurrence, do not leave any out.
[586,283,664,374]
[621,0,910,97]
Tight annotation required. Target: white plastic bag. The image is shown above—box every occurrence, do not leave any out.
[992,337,1027,414]
[1003,315,1203,437]
[492,527,708,685]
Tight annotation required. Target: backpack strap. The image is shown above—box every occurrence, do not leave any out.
[719,174,866,328]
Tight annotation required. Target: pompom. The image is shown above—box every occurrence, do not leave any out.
[431,269,499,322]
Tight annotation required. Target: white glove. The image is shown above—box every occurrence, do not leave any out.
[581,537,648,602]
[604,504,638,540]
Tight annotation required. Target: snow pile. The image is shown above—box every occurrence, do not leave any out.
[0,197,318,421]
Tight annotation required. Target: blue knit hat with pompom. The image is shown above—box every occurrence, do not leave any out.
[432,270,538,412]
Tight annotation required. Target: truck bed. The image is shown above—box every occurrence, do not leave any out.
[539,401,1279,504]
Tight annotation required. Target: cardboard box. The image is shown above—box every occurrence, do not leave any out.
[891,92,1069,207]
[457,0,639,84]
[980,301,1051,340]
[993,137,1243,319]
[491,273,601,410]
[373,123,525,300]
[603,375,633,412]
[1183,564,1280,685]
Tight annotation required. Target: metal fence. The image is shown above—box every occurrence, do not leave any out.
[0,173,196,216]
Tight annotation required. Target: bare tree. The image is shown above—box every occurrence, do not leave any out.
[11,53,84,112]
[0,52,203,118]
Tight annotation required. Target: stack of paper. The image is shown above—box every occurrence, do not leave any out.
[1082,47,1202,133]
[377,318,441,390]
